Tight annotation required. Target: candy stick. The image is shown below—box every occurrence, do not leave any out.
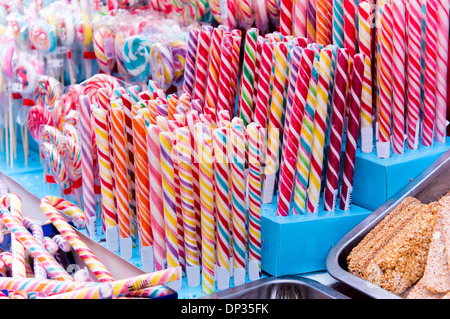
[376,3,393,158]
[217,34,234,117]
[316,0,331,46]
[322,48,350,212]
[392,0,406,154]
[193,30,212,106]
[226,0,238,29]
[435,0,449,143]
[340,54,365,210]
[132,114,155,272]
[422,0,439,146]
[110,105,132,260]
[45,284,113,299]
[306,48,332,213]
[333,0,345,48]
[175,127,200,287]
[344,0,357,59]
[267,0,280,25]
[0,209,73,282]
[247,123,263,280]
[196,128,216,295]
[294,0,307,37]
[92,107,119,252]
[254,41,275,128]
[205,28,224,114]
[238,28,259,126]
[262,42,289,204]
[159,132,182,290]
[279,0,293,36]
[230,35,242,115]
[358,1,374,153]
[406,0,422,150]
[277,48,316,216]
[307,0,317,43]
[183,29,199,97]
[147,125,167,272]
[212,127,231,290]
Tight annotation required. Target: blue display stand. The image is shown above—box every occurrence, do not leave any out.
[260,196,371,277]
[352,140,450,211]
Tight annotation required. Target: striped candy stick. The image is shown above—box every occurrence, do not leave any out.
[316,0,331,46]
[358,1,374,153]
[435,0,449,143]
[279,0,293,36]
[293,57,320,215]
[406,0,422,149]
[323,48,350,212]
[306,48,333,213]
[307,0,317,43]
[183,29,199,97]
[92,107,119,252]
[254,41,275,127]
[376,2,393,158]
[277,48,316,216]
[230,34,242,116]
[110,105,132,260]
[229,122,247,287]
[147,125,167,272]
[392,0,406,154]
[217,34,234,117]
[340,54,365,210]
[267,0,280,25]
[226,0,238,29]
[262,42,289,204]
[333,0,345,48]
[174,127,200,286]
[196,127,216,295]
[344,0,357,59]
[238,28,259,126]
[212,127,232,289]
[204,28,224,113]
[193,30,212,106]
[132,114,155,272]
[294,0,307,37]
[422,0,439,146]
[238,0,253,29]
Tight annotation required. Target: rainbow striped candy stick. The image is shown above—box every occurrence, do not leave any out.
[159,132,181,290]
[147,125,167,272]
[175,127,200,287]
[196,126,216,295]
[306,48,333,213]
[307,0,317,43]
[293,57,320,215]
[238,28,259,126]
[45,284,114,299]
[183,29,199,97]
[247,123,263,280]
[435,0,449,143]
[212,127,232,290]
[230,122,247,287]
[40,196,115,282]
[92,107,119,252]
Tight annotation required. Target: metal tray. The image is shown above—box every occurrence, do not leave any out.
[326,149,450,299]
[201,276,350,299]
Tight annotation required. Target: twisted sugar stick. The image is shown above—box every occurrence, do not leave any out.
[40,196,115,282]
[294,0,307,37]
[205,28,224,113]
[406,0,422,149]
[344,0,357,58]
[132,114,155,271]
[422,0,439,146]
[277,48,316,216]
[230,35,242,115]
[247,123,263,280]
[358,1,373,153]
[377,3,393,158]
[254,41,275,127]
[280,0,293,36]
[110,105,132,259]
[196,128,216,295]
[392,0,406,154]
[340,54,365,210]
[226,0,238,29]
[147,125,167,271]
[267,0,280,25]
[323,48,350,212]
[306,48,332,213]
[435,0,449,143]
[193,30,212,106]
[217,34,234,117]
[333,0,345,47]
[263,42,289,204]
[230,122,247,286]
[238,28,259,126]
[45,284,113,299]
[316,0,331,46]
[307,0,317,43]
[183,29,199,97]
[92,107,119,251]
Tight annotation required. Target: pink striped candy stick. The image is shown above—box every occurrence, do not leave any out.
[204,28,224,113]
[340,54,365,211]
[277,48,316,216]
[217,34,234,117]
[147,125,167,272]
[422,0,439,146]
[183,29,199,97]
[279,0,293,36]
[230,35,242,116]
[226,0,238,29]
[323,48,350,212]
[294,0,307,37]
[406,0,422,150]
[392,0,406,154]
[193,30,212,107]
[435,0,449,143]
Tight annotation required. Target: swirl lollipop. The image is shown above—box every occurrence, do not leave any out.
[34,75,62,111]
[27,105,54,141]
[170,40,187,86]
[82,74,120,105]
[150,43,174,90]
[6,12,27,46]
[93,26,115,74]
[29,21,57,54]
[122,34,152,82]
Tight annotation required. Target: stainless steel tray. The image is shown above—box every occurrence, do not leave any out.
[326,149,450,299]
[201,276,350,299]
